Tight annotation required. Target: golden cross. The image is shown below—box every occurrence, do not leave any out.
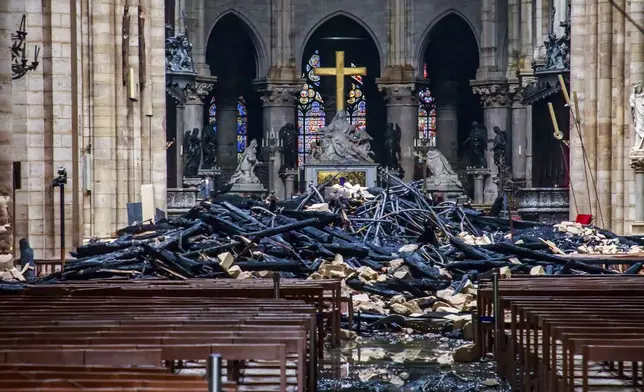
[313,51,367,112]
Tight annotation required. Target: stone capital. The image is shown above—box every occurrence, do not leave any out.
[508,83,523,105]
[471,80,511,108]
[185,81,215,104]
[631,154,644,172]
[378,83,417,105]
[255,82,301,107]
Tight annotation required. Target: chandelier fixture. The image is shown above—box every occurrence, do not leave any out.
[11,14,40,80]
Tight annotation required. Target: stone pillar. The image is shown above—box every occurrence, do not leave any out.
[216,93,239,172]
[282,169,298,200]
[256,82,300,199]
[434,81,459,167]
[379,83,417,182]
[189,0,208,75]
[0,2,13,249]
[182,79,215,185]
[473,172,486,204]
[509,85,527,181]
[472,82,511,203]
[175,107,185,188]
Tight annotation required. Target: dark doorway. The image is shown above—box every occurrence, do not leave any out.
[299,15,384,178]
[532,93,570,187]
[206,14,261,173]
[421,14,481,183]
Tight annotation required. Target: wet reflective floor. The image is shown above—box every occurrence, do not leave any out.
[318,333,510,391]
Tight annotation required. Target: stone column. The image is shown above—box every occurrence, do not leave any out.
[379,83,418,182]
[256,82,300,199]
[434,81,459,167]
[0,2,13,249]
[189,0,208,75]
[216,92,239,172]
[183,79,215,185]
[175,107,185,188]
[473,172,486,204]
[509,85,527,181]
[472,82,511,203]
[282,169,298,200]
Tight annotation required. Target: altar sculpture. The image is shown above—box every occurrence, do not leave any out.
[426,147,462,188]
[229,139,261,185]
[306,112,374,164]
[630,82,644,151]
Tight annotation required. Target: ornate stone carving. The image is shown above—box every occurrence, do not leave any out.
[472,83,511,108]
[279,123,299,170]
[630,82,644,151]
[383,123,402,170]
[534,6,571,72]
[165,31,196,74]
[257,84,300,106]
[229,139,261,184]
[307,112,375,164]
[379,84,416,104]
[183,128,201,177]
[630,155,644,172]
[186,82,214,103]
[516,187,570,223]
[508,83,522,104]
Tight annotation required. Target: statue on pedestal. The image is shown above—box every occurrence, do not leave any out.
[183,128,201,177]
[229,139,261,184]
[201,121,217,170]
[426,148,462,188]
[307,112,375,163]
[630,82,644,150]
[492,126,508,168]
[383,123,401,170]
[464,121,488,168]
[279,123,299,169]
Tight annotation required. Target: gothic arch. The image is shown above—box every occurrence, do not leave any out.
[298,11,384,74]
[415,10,480,79]
[206,9,268,78]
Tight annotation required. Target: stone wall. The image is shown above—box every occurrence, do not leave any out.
[569,0,636,233]
[5,0,167,258]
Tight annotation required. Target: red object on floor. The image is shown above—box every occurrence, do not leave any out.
[575,214,593,225]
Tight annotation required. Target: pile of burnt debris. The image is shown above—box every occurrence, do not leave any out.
[3,175,644,333]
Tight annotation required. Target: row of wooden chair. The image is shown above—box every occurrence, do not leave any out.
[476,275,644,391]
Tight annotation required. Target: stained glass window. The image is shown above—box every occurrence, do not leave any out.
[418,87,437,146]
[297,50,326,167]
[207,96,247,161]
[237,97,247,161]
[346,66,366,132]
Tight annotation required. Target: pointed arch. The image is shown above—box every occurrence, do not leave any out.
[297,11,384,73]
[415,10,480,79]
[206,9,268,78]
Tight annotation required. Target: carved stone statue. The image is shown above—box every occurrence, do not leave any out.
[383,123,402,170]
[426,148,462,188]
[183,128,201,177]
[279,123,299,169]
[201,121,217,169]
[465,121,488,168]
[307,112,375,163]
[229,139,261,184]
[630,82,644,150]
[536,7,571,71]
[165,32,195,73]
[492,126,508,168]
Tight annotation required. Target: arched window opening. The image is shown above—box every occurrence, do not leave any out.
[346,67,366,132]
[208,96,248,161]
[418,64,437,146]
[297,50,326,167]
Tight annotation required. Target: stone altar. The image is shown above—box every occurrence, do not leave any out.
[516,187,569,223]
[303,112,378,188]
